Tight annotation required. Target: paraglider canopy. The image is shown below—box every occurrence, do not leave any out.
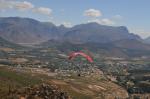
[68,51,93,63]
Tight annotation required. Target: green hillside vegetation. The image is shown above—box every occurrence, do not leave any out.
[0,66,42,98]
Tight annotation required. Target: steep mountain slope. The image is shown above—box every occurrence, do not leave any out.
[0,36,23,49]
[64,23,141,44]
[0,17,60,44]
[0,17,141,45]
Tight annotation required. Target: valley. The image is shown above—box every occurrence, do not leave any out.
[0,42,149,99]
[0,17,149,99]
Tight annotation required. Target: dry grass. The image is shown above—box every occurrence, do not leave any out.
[0,48,14,52]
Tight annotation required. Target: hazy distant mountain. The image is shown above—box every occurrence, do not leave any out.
[144,36,150,44]
[0,17,142,45]
[64,22,141,44]
[0,17,61,44]
[0,17,150,57]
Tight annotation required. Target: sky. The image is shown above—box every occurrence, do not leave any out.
[0,0,149,38]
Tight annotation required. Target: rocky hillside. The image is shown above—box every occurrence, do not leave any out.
[6,83,70,99]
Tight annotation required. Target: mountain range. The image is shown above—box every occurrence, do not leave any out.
[0,17,142,44]
[0,17,61,44]
[0,17,150,58]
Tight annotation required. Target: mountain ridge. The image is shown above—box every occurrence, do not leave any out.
[0,17,142,45]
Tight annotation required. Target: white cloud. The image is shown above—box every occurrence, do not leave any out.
[0,0,34,11]
[0,0,14,10]
[113,15,123,20]
[62,22,72,27]
[0,0,52,16]
[88,18,115,25]
[14,1,34,11]
[101,18,115,25]
[84,9,102,17]
[33,7,52,16]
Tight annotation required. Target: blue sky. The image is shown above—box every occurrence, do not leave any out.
[0,0,149,38]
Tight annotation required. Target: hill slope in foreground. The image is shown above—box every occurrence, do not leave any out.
[0,66,129,99]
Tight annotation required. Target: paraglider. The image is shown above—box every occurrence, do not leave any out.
[68,51,94,77]
[68,51,93,63]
